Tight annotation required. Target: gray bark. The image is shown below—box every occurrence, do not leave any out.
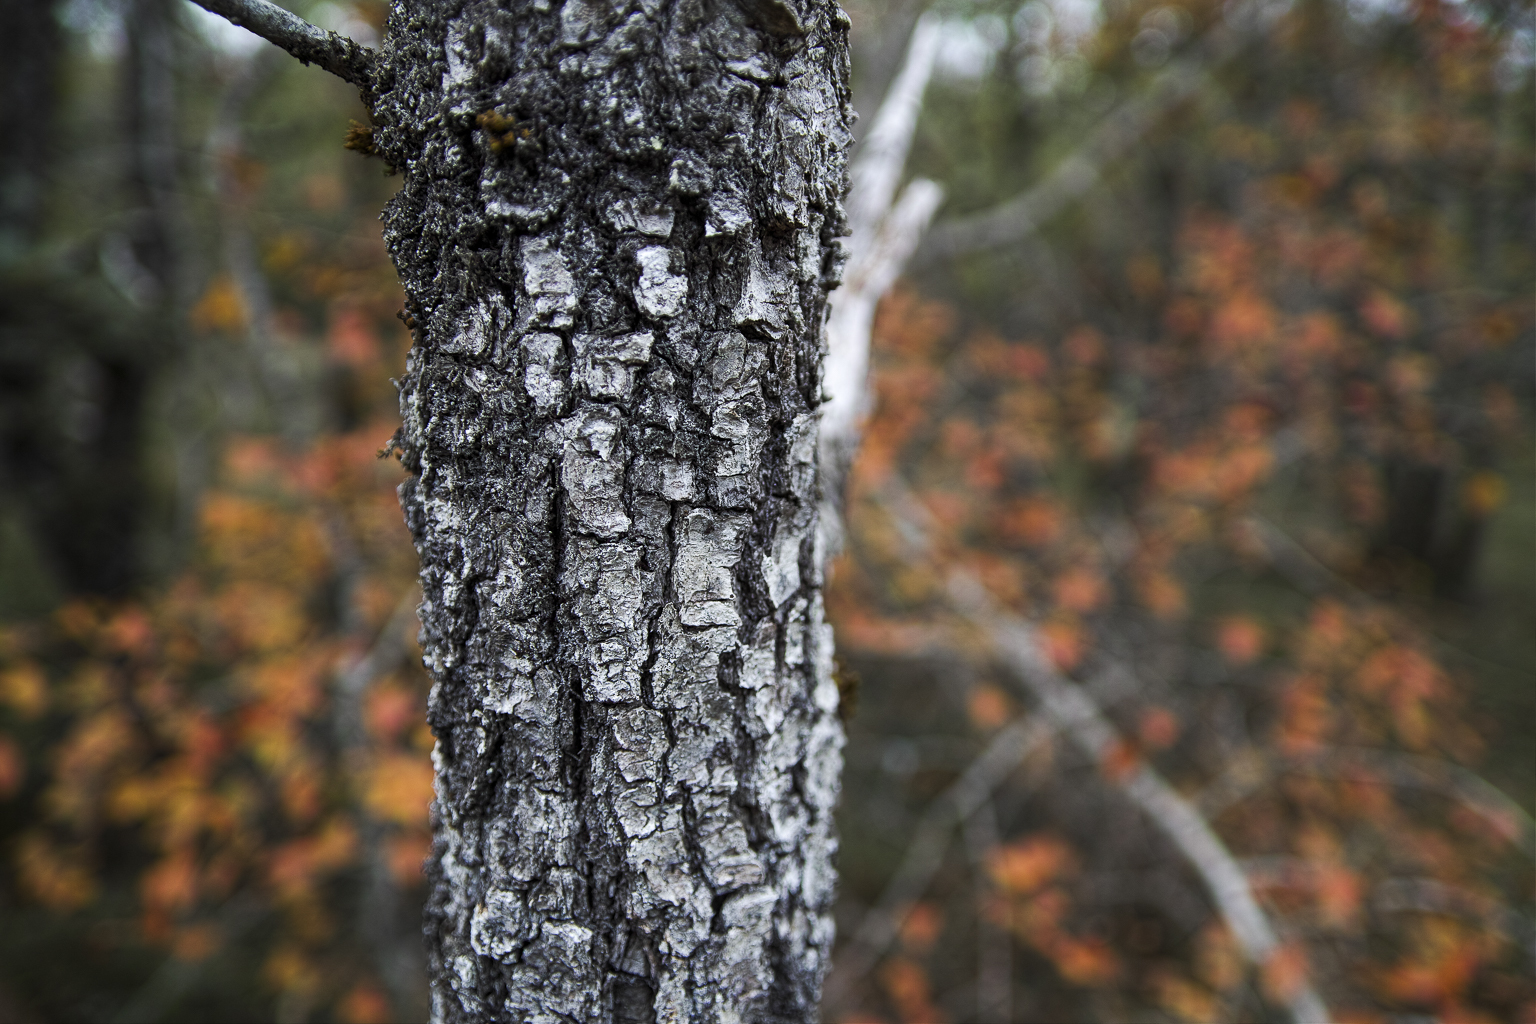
[360,1,853,1020]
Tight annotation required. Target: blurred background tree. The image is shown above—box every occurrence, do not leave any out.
[0,0,1529,1022]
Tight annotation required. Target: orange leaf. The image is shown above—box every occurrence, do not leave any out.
[363,753,435,827]
[987,835,1073,895]
[1314,864,1362,929]
[190,276,246,334]
[172,923,221,962]
[1138,573,1187,619]
[1100,739,1141,782]
[1194,923,1243,992]
[878,957,945,1024]
[1216,616,1266,665]
[328,306,379,367]
[966,684,1011,731]
[0,663,48,718]
[1261,943,1310,1003]
[898,901,944,955]
[142,851,199,915]
[1138,707,1181,750]
[1049,935,1121,986]
[339,983,393,1024]
[386,832,431,888]
[1153,970,1220,1023]
[365,685,420,743]
[1039,620,1085,671]
[997,498,1063,547]
[15,833,97,911]
[1054,567,1108,614]
[0,736,23,799]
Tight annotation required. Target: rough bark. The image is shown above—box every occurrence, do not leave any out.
[360,1,853,1020]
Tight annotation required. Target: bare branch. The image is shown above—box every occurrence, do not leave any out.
[824,10,943,450]
[868,477,1334,1024]
[112,898,267,1023]
[845,12,942,245]
[972,602,1333,1024]
[962,799,1012,1024]
[824,715,1053,1008]
[820,12,944,570]
[915,4,1276,265]
[189,0,376,88]
[1246,512,1529,684]
[205,46,316,433]
[1372,877,1535,945]
[1200,746,1536,857]
[823,177,944,458]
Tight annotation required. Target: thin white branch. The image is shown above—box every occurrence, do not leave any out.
[188,0,375,88]
[205,48,303,428]
[1246,512,1529,686]
[822,178,944,457]
[845,12,943,245]
[112,898,267,1024]
[1372,877,1535,945]
[969,599,1333,1024]
[818,10,945,567]
[337,588,420,704]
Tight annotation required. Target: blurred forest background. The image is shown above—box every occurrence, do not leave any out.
[0,0,1530,1021]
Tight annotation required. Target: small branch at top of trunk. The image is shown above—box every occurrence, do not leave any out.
[189,0,375,89]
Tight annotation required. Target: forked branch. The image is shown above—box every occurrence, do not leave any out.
[189,0,376,88]
[821,11,944,558]
[873,478,1334,1024]
[824,715,1054,1007]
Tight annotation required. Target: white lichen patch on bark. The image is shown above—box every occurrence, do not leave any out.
[377,0,852,1020]
[633,246,688,320]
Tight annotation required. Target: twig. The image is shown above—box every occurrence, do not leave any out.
[112,898,267,1023]
[1199,746,1536,857]
[1246,513,1533,679]
[188,0,376,88]
[871,477,1334,1024]
[336,588,419,707]
[824,714,1054,1008]
[1372,877,1535,947]
[205,46,310,435]
[966,592,1333,1024]
[915,3,1274,265]
[962,799,1012,1024]
[332,586,422,1013]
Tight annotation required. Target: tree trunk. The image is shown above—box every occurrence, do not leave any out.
[366,1,853,1019]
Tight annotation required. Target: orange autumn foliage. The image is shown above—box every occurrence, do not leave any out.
[828,1,1532,1019]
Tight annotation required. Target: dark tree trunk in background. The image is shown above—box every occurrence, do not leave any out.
[364,0,853,1019]
[0,0,58,259]
[0,0,177,603]
[122,0,188,307]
